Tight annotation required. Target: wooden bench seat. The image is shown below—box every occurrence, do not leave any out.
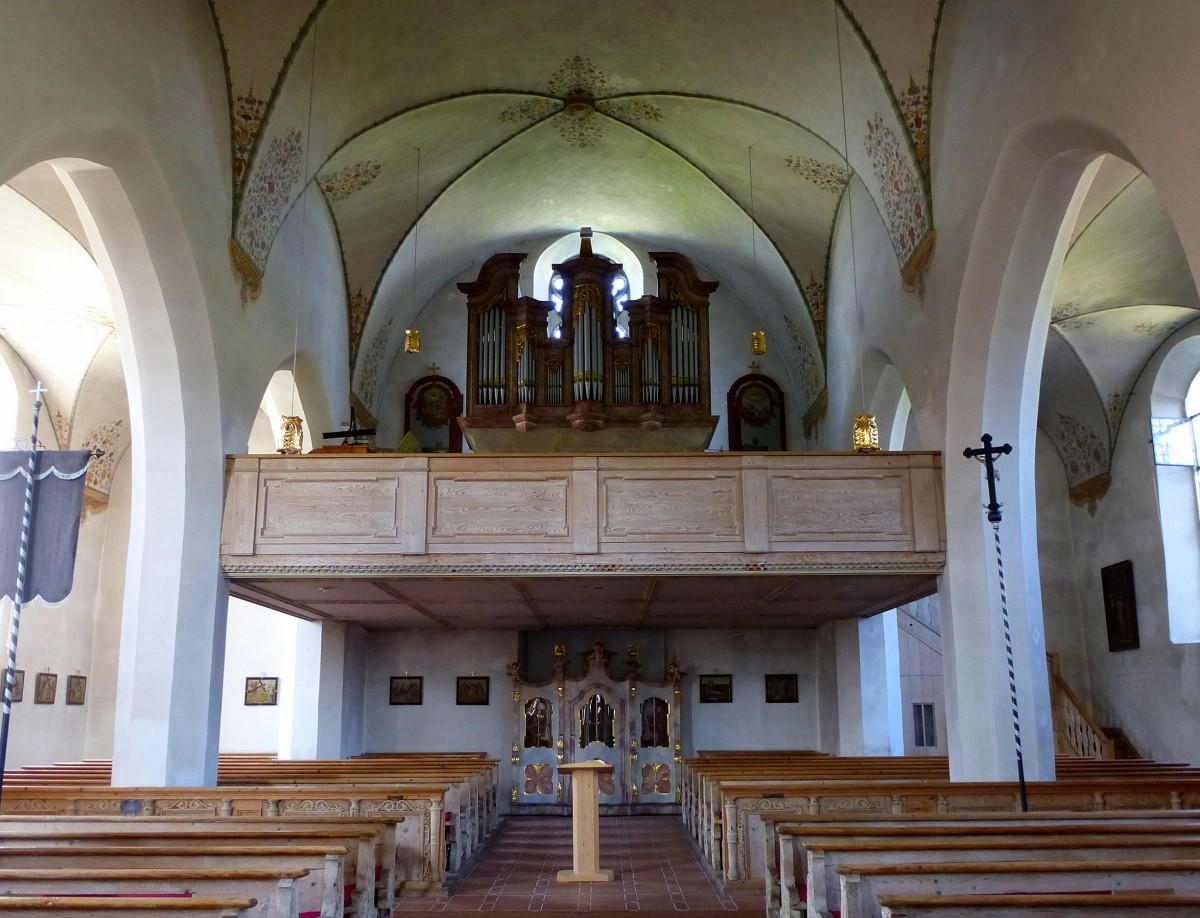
[796,836,1200,918]
[0,830,377,918]
[0,896,258,916]
[0,815,399,912]
[0,868,306,918]
[763,811,1200,914]
[838,857,1200,918]
[876,892,1200,917]
[0,845,346,918]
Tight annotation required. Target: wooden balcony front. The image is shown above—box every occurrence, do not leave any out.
[221,453,943,606]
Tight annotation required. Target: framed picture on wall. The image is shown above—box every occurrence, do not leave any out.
[456,676,489,705]
[1101,560,1140,652]
[764,673,798,703]
[390,675,423,705]
[66,674,87,705]
[699,674,733,703]
[11,669,22,703]
[244,676,278,706]
[34,672,56,704]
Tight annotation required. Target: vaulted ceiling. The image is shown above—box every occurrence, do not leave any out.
[216,0,940,416]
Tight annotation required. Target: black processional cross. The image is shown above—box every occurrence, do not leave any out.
[963,434,1028,812]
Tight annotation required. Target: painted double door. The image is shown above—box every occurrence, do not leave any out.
[514,671,680,809]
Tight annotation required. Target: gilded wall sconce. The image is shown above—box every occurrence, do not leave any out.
[751,330,766,355]
[404,328,421,353]
[278,415,304,454]
[853,413,880,452]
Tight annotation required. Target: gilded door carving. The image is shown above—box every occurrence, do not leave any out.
[509,642,682,810]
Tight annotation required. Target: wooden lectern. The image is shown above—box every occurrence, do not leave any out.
[557,760,615,882]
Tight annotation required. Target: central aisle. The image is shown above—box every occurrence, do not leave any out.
[395,815,764,914]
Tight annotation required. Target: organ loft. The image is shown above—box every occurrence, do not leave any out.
[458,229,719,452]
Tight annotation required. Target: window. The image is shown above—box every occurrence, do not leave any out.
[578,693,615,748]
[612,272,630,338]
[912,702,936,748]
[548,272,564,339]
[523,697,552,748]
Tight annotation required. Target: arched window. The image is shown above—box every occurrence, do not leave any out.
[611,271,630,339]
[1149,334,1200,642]
[578,692,615,748]
[548,272,565,339]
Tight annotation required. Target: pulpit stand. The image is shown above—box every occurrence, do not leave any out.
[557,760,615,882]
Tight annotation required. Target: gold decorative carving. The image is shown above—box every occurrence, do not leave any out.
[278,415,304,454]
[572,283,601,320]
[1068,472,1111,512]
[751,330,766,355]
[228,237,263,302]
[514,324,528,362]
[404,328,421,353]
[901,228,936,295]
[853,413,880,452]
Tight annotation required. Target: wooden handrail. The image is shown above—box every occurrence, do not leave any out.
[1047,653,1115,760]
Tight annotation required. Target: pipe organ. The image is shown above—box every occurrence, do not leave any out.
[458,232,719,452]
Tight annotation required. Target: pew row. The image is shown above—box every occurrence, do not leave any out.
[877,893,1200,917]
[839,858,1200,918]
[0,868,304,918]
[0,786,444,891]
[0,897,259,917]
[793,836,1200,918]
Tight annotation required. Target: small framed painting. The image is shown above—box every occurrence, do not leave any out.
[456,676,489,705]
[699,674,733,703]
[34,672,57,704]
[1101,560,1140,652]
[11,669,22,703]
[244,676,279,706]
[390,675,423,705]
[765,673,798,703]
[66,674,87,705]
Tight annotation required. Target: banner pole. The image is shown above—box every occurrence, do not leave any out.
[0,382,47,806]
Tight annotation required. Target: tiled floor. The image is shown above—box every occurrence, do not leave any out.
[394,815,764,915]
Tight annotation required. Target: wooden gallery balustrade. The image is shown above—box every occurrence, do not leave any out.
[220,452,944,581]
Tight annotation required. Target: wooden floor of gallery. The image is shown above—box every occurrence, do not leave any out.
[395,815,763,914]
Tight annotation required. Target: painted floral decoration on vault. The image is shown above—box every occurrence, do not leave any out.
[547,55,609,99]
[50,409,70,451]
[1133,319,1180,338]
[348,289,369,362]
[1107,390,1131,434]
[864,115,928,265]
[784,315,822,402]
[82,418,124,495]
[232,90,266,194]
[498,98,560,126]
[356,316,394,410]
[597,98,663,124]
[1055,412,1107,485]
[898,78,930,171]
[785,155,850,193]
[318,160,382,202]
[237,127,304,268]
[802,272,827,342]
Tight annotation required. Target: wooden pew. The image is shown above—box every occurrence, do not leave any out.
[0,784,447,892]
[762,810,1200,915]
[839,858,1200,918]
[0,829,377,918]
[0,844,346,918]
[877,892,1200,917]
[715,773,1200,883]
[0,868,304,918]
[0,897,259,916]
[795,836,1200,918]
[0,815,398,913]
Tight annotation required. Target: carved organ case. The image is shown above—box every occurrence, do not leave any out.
[510,642,683,811]
[459,232,719,451]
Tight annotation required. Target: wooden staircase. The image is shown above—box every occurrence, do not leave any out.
[1048,653,1141,759]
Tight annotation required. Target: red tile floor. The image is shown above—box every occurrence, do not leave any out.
[393,815,764,915]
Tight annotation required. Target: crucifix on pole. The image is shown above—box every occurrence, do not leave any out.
[963,433,1028,812]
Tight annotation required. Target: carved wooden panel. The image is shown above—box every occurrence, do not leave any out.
[258,474,400,541]
[769,472,910,541]
[429,475,569,541]
[601,474,741,540]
